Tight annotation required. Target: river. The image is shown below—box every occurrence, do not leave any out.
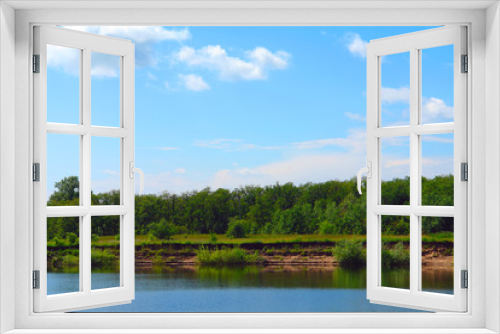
[47,266,454,313]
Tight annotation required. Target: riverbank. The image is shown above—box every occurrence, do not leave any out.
[47,239,453,270]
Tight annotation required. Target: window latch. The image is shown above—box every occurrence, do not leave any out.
[129,161,145,195]
[357,158,372,195]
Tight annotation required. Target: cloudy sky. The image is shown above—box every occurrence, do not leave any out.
[45,26,454,196]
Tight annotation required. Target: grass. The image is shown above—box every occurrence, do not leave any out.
[381,242,410,268]
[47,233,453,250]
[333,239,366,267]
[196,246,265,266]
[90,248,118,268]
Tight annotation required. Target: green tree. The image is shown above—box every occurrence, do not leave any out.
[149,218,177,240]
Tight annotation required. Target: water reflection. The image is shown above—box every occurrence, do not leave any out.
[44,266,455,312]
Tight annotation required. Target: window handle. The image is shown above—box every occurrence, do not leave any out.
[357,160,372,195]
[129,162,145,195]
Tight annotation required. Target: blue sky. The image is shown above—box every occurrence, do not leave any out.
[46,26,455,196]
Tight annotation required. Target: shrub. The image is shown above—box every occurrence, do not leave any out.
[115,234,120,241]
[195,246,263,265]
[62,255,79,267]
[67,232,78,245]
[91,234,99,243]
[53,237,66,247]
[209,232,218,244]
[149,218,177,240]
[333,239,366,267]
[318,220,335,235]
[91,248,117,268]
[226,219,247,238]
[381,242,410,268]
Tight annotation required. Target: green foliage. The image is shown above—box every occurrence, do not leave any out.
[381,242,410,268]
[48,175,454,238]
[48,176,79,203]
[91,234,99,243]
[333,239,366,267]
[209,232,218,244]
[226,219,248,238]
[149,218,177,240]
[91,248,117,268]
[67,232,78,245]
[196,246,264,265]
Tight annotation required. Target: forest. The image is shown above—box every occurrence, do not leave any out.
[46,175,454,242]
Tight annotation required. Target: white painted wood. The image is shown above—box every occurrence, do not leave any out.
[367,26,467,312]
[0,2,17,333]
[10,6,489,333]
[46,123,130,137]
[485,3,500,333]
[33,25,135,313]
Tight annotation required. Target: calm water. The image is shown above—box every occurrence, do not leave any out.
[46,266,453,313]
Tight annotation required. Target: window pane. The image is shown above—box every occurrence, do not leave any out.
[47,133,80,206]
[381,137,410,205]
[91,136,121,205]
[47,45,80,124]
[421,217,454,295]
[91,216,121,290]
[381,52,410,127]
[381,215,410,290]
[421,45,454,124]
[91,52,120,127]
[47,217,80,295]
[421,133,454,206]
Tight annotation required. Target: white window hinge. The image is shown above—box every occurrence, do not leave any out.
[33,270,40,289]
[461,270,468,289]
[461,162,468,182]
[33,54,40,73]
[33,163,40,182]
[461,54,468,73]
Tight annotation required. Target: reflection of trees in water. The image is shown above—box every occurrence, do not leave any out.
[135,266,371,289]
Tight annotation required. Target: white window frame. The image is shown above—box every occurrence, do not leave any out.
[33,25,136,313]
[366,26,467,312]
[1,2,499,333]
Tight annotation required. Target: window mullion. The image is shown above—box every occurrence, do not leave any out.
[82,47,92,294]
[409,47,420,294]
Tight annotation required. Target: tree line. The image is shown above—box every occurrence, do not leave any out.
[47,175,454,241]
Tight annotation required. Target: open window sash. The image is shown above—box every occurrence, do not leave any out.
[366,26,467,312]
[33,26,135,312]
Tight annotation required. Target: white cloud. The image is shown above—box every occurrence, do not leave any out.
[155,147,179,151]
[195,129,366,153]
[422,135,454,144]
[345,112,366,122]
[175,168,186,174]
[102,169,119,176]
[193,138,254,151]
[46,45,81,76]
[381,87,410,104]
[179,74,210,91]
[175,45,291,81]
[384,159,410,169]
[291,129,366,153]
[51,26,191,75]
[147,71,157,80]
[211,153,366,190]
[345,33,367,58]
[421,97,454,123]
[67,26,190,44]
